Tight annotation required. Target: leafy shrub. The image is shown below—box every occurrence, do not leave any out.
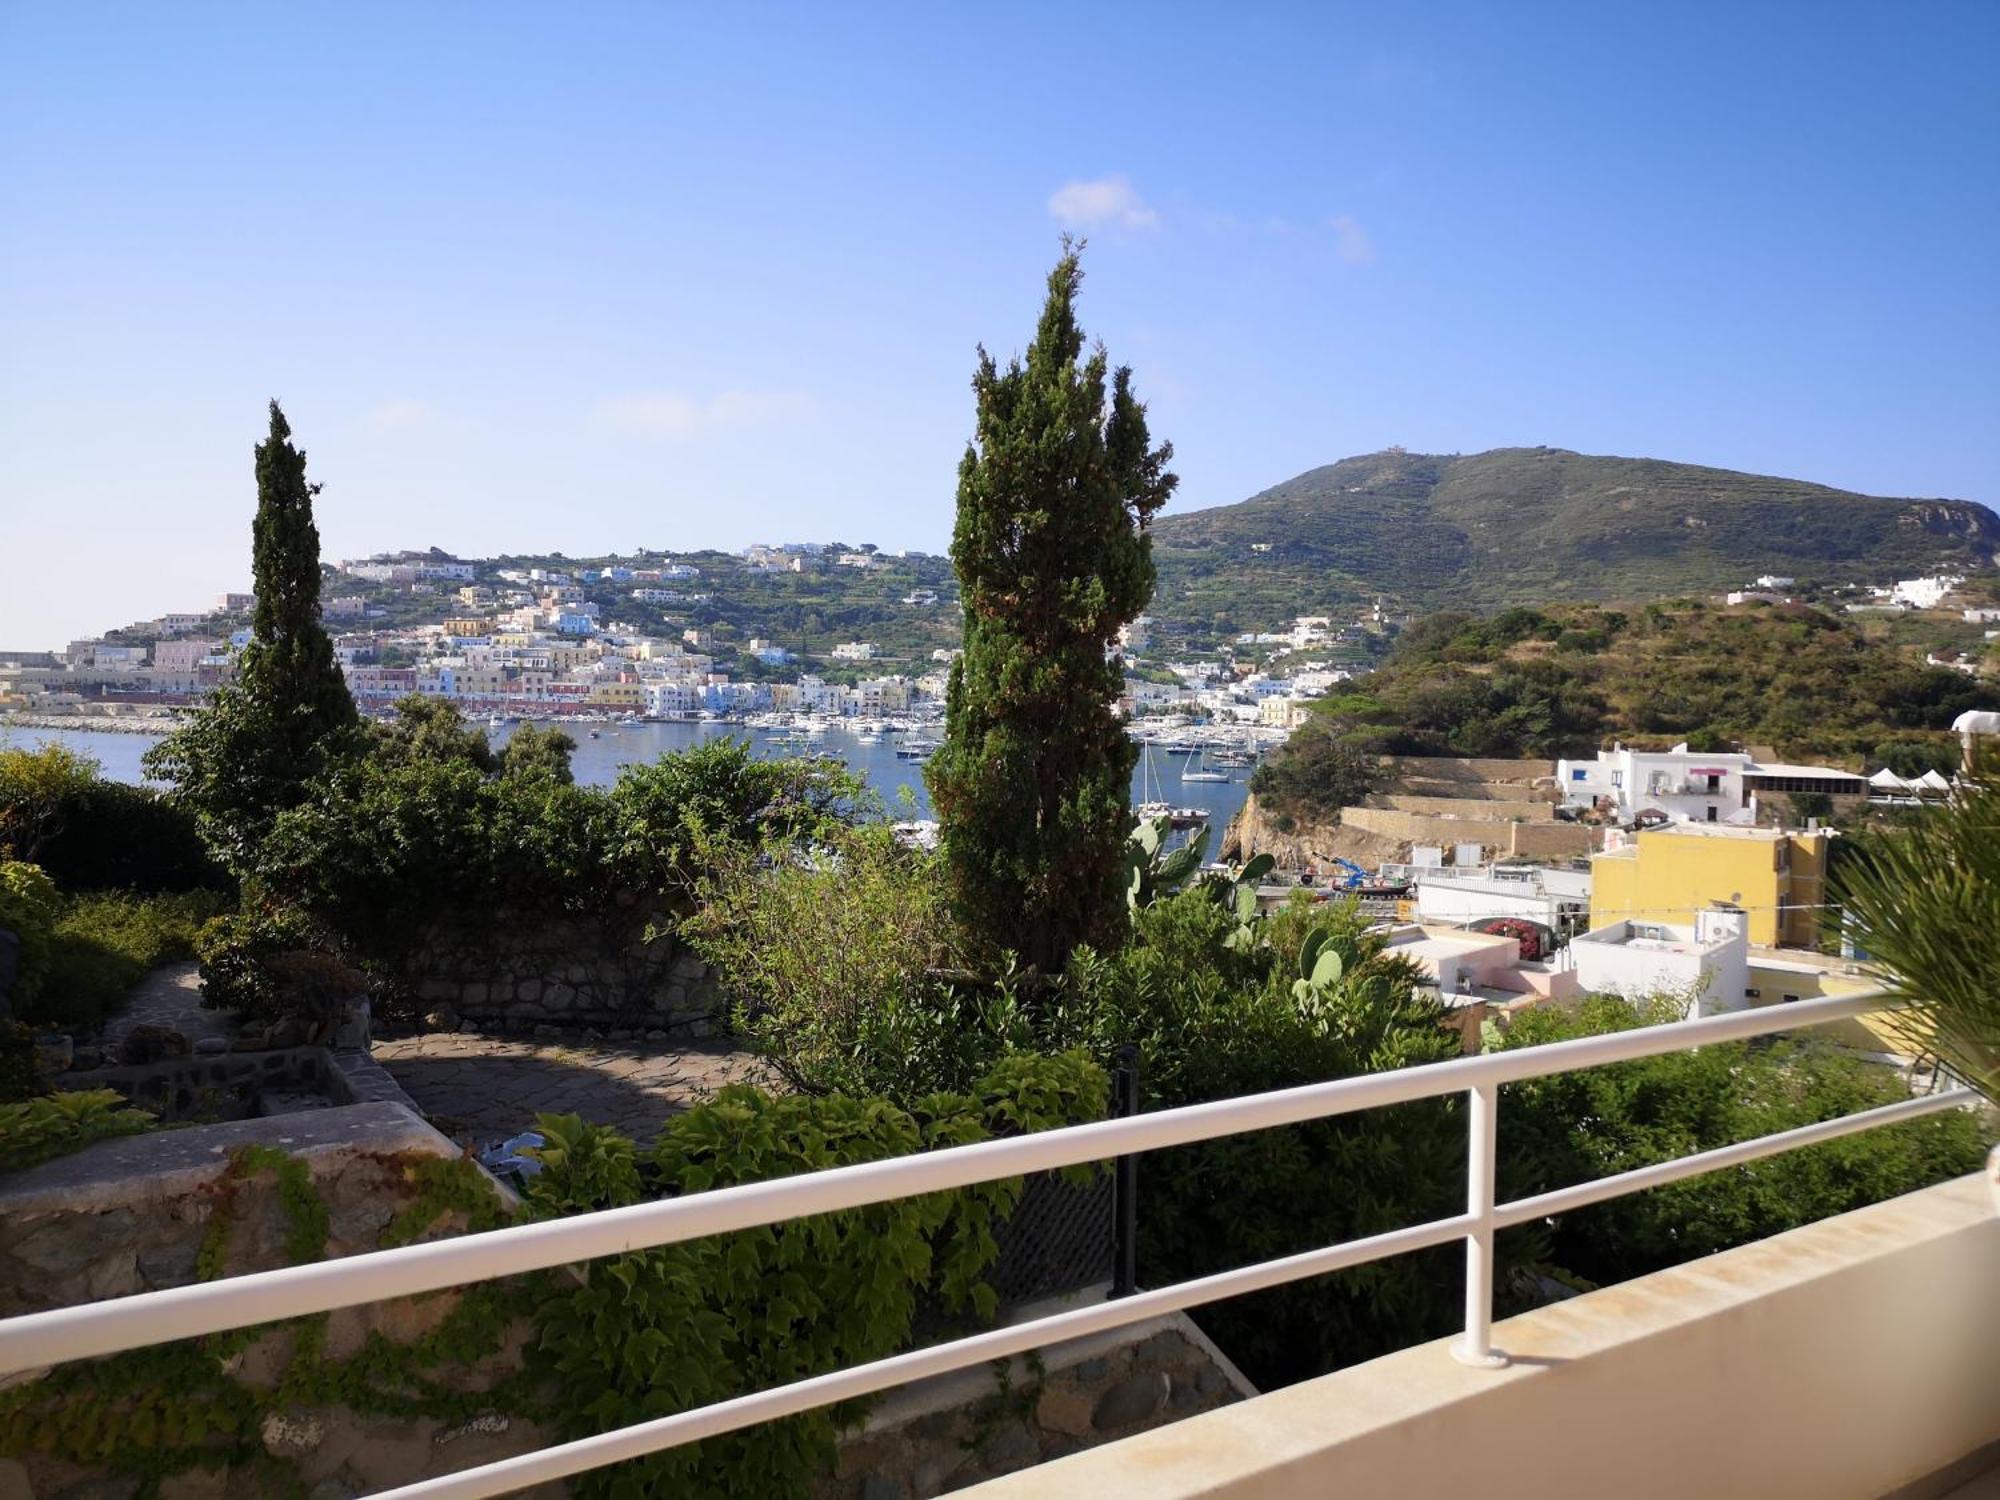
[0,1024,41,1103]
[369,694,497,773]
[0,861,60,1015]
[0,744,101,863]
[31,777,227,894]
[525,1051,1105,1500]
[247,741,860,965]
[681,825,966,1095]
[1047,895,1468,1385]
[194,907,354,1022]
[605,739,861,885]
[497,721,577,784]
[1495,994,1990,1287]
[1871,737,1961,779]
[1248,718,1378,813]
[0,1089,155,1173]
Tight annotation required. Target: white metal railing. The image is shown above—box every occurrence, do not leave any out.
[0,990,1978,1500]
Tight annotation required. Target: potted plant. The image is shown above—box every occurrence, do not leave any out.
[1835,764,1999,1207]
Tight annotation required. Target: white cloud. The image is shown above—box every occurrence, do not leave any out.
[1047,176,1160,230]
[1329,215,1376,265]
[594,389,816,438]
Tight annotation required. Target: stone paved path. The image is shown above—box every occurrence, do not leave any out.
[372,1030,775,1147]
[96,962,232,1052]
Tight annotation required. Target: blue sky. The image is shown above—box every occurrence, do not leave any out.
[4,2,1997,648]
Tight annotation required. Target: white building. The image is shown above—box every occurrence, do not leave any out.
[1890,575,1963,610]
[1568,908,1750,1018]
[1753,575,1796,590]
[830,642,877,662]
[343,562,414,584]
[1412,865,1592,935]
[1559,744,1870,825]
[645,682,700,716]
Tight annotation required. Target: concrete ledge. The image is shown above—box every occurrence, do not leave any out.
[961,1174,2000,1500]
[0,1102,460,1217]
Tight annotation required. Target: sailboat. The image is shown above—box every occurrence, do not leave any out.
[1181,748,1229,784]
[1136,740,1173,822]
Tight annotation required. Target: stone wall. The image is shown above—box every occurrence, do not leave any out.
[394,905,724,1033]
[1341,806,1598,861]
[817,1304,1255,1499]
[1369,793,1557,822]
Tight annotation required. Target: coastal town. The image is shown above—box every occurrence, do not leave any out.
[0,545,1377,741]
[5,6,2000,1494]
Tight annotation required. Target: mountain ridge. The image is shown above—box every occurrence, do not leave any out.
[1150,446,1999,626]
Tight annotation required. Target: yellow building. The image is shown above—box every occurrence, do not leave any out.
[1589,824,1828,948]
[585,681,646,708]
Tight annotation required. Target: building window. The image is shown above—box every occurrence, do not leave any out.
[1782,993,1801,1004]
[1744,988,1761,998]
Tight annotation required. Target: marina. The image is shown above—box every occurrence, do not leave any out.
[3,713,1280,832]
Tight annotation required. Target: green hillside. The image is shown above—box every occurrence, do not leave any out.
[1270,599,1998,770]
[1152,447,1999,629]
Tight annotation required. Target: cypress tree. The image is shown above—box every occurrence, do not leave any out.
[925,247,1177,973]
[146,402,359,867]
[239,400,359,761]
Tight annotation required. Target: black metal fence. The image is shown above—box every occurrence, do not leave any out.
[984,1044,1140,1311]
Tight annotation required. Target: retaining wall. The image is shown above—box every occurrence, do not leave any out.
[1371,794,1557,821]
[394,906,725,1032]
[1340,806,1597,860]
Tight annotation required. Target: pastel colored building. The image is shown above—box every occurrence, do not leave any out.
[1588,824,1828,949]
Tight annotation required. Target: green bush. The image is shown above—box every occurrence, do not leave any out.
[525,1051,1106,1500]
[0,861,60,1015]
[1495,994,1990,1288]
[1248,718,1378,813]
[0,744,101,863]
[1048,895,1467,1385]
[246,740,861,965]
[34,777,230,894]
[29,890,231,1028]
[0,744,229,893]
[681,824,968,1095]
[194,907,357,1023]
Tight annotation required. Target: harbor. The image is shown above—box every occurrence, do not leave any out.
[2,712,1282,835]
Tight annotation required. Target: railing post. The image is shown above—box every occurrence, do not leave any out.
[1111,1043,1140,1299]
[1454,1080,1508,1368]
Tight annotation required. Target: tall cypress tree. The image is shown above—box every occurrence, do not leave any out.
[238,401,358,760]
[147,402,358,868]
[925,247,1177,973]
